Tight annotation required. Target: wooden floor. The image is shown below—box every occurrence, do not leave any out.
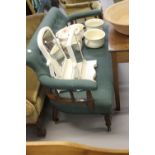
[26,141,129,155]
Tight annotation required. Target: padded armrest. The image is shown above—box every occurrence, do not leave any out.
[67,9,102,21]
[39,75,97,90]
[26,99,35,116]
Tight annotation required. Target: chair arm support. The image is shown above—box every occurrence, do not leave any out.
[26,99,35,116]
[39,75,97,90]
[67,9,102,21]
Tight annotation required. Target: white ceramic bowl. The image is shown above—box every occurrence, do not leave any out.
[69,23,84,38]
[56,23,84,41]
[104,0,129,35]
[85,18,104,30]
[84,29,105,48]
[55,27,68,40]
[56,24,84,51]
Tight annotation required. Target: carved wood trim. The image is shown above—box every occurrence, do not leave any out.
[46,89,95,111]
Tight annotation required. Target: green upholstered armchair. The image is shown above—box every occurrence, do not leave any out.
[26,7,114,131]
[26,66,46,137]
[26,13,47,137]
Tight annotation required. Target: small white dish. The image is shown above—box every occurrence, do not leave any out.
[84,29,105,48]
[56,24,84,51]
[56,23,84,41]
[85,18,104,30]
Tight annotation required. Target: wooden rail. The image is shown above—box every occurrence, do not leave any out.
[26,141,129,155]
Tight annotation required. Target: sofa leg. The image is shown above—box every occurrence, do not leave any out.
[52,107,59,123]
[104,114,111,132]
[36,118,46,137]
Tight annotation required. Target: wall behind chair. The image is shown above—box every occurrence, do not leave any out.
[118,63,129,89]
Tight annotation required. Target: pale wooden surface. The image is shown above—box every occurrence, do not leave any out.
[26,141,129,155]
[109,26,129,52]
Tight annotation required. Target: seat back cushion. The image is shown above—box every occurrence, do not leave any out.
[26,13,45,45]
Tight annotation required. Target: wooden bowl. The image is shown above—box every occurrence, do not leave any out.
[104,0,129,35]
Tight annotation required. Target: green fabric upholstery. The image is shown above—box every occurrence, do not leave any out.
[39,76,97,90]
[50,25,114,114]
[26,7,114,115]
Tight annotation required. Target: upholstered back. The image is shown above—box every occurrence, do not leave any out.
[26,7,68,77]
[26,13,45,45]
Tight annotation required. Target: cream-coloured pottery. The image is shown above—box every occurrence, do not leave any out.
[56,24,84,40]
[104,0,129,35]
[84,29,105,48]
[85,18,104,30]
[37,26,97,81]
[56,24,84,51]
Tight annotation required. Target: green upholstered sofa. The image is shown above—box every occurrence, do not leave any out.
[26,7,114,131]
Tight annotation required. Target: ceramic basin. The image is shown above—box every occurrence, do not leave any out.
[84,29,105,48]
[104,0,129,35]
[85,18,104,30]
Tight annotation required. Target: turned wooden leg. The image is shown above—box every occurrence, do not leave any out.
[111,53,120,111]
[52,106,59,123]
[86,90,95,111]
[104,114,112,132]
